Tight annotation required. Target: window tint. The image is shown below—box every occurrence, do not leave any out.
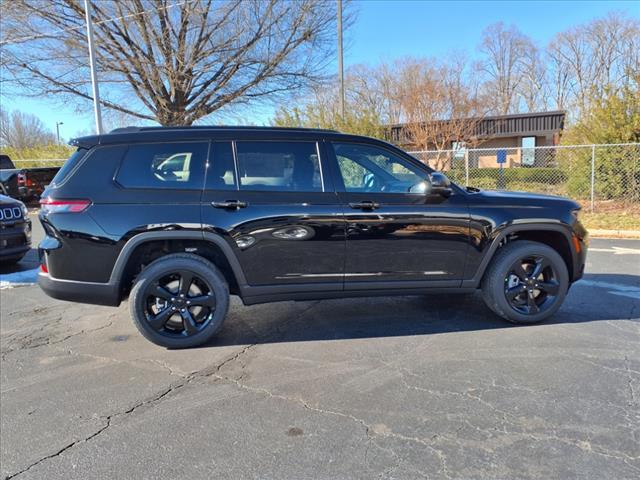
[116,142,207,189]
[236,141,322,192]
[332,143,427,193]
[0,155,15,169]
[50,148,87,186]
[206,142,237,190]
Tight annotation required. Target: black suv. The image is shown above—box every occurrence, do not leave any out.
[38,127,588,348]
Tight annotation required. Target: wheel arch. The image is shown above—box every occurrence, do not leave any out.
[465,223,576,288]
[110,231,247,297]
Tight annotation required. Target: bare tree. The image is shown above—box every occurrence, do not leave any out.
[0,110,56,148]
[547,13,640,118]
[546,44,573,111]
[1,0,344,126]
[520,47,547,112]
[478,22,535,115]
[391,58,488,169]
[271,64,385,138]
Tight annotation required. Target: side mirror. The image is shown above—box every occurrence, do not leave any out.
[429,172,452,197]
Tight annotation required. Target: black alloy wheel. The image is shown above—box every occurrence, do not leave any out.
[504,255,561,315]
[129,253,229,348]
[481,240,569,325]
[143,270,217,337]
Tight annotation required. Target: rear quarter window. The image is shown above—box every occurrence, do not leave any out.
[50,148,88,186]
[116,142,208,190]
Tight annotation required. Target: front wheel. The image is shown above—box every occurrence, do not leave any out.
[129,253,229,348]
[481,241,569,324]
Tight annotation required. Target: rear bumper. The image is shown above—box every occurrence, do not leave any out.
[38,272,121,307]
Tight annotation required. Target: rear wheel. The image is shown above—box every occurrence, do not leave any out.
[481,241,569,324]
[129,253,229,348]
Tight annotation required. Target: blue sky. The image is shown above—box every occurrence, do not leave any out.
[2,0,638,140]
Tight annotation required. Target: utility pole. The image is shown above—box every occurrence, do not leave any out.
[84,0,103,135]
[55,122,63,144]
[337,0,345,119]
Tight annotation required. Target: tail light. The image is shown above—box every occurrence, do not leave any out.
[17,173,27,186]
[39,198,91,213]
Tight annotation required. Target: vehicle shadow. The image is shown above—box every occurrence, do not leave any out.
[198,273,640,349]
[0,248,39,275]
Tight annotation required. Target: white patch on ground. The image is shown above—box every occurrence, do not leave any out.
[588,246,640,255]
[576,279,640,300]
[0,268,39,289]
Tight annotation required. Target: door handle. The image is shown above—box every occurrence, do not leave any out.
[349,201,380,210]
[211,200,248,209]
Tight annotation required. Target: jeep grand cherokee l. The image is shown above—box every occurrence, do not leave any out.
[37,126,588,348]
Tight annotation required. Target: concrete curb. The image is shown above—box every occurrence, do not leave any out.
[588,229,640,239]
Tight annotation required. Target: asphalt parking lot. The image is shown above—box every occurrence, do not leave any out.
[1,217,639,479]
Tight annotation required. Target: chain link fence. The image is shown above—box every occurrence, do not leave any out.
[409,143,640,212]
[6,144,640,213]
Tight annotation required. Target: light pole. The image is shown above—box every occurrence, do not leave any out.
[55,122,63,144]
[337,0,344,119]
[84,0,103,135]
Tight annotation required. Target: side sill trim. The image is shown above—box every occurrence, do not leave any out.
[242,287,477,306]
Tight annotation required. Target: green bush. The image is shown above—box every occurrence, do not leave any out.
[464,167,568,193]
[559,146,640,201]
[469,167,567,184]
[1,144,74,162]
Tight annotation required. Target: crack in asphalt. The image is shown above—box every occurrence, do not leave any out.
[2,350,234,479]
[3,301,322,479]
[625,355,638,407]
[207,369,452,480]
[4,296,639,478]
[0,318,64,360]
[0,318,115,359]
[4,384,180,480]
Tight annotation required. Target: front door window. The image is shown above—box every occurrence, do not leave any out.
[332,143,428,194]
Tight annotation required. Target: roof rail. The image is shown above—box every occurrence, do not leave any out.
[109,125,339,134]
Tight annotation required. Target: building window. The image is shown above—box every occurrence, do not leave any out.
[452,141,467,161]
[521,137,536,166]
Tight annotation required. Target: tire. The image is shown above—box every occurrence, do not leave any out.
[129,253,229,348]
[481,240,569,325]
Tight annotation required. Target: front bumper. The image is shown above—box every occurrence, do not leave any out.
[0,218,31,258]
[38,272,121,306]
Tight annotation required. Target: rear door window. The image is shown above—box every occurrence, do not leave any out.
[205,142,237,190]
[235,141,323,192]
[116,142,208,189]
